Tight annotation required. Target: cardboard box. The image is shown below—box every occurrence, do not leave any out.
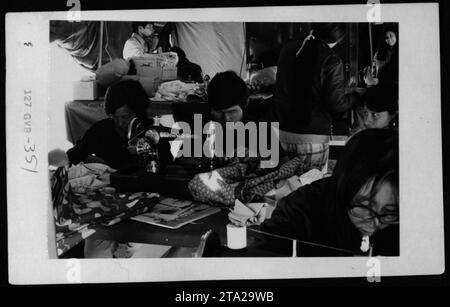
[162,67,177,81]
[132,52,178,85]
[72,80,98,101]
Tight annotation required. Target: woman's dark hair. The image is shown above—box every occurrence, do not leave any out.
[377,25,398,61]
[104,79,149,120]
[382,25,398,44]
[333,128,398,211]
[313,23,347,44]
[329,129,399,246]
[169,46,186,60]
[207,71,249,111]
[132,22,151,34]
[363,84,398,114]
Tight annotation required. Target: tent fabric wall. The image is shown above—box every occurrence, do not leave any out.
[50,21,247,77]
[50,21,132,71]
[174,22,246,79]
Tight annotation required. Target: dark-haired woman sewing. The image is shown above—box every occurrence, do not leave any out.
[66,80,173,169]
[261,129,399,256]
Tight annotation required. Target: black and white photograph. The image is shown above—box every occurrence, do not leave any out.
[5,2,446,286]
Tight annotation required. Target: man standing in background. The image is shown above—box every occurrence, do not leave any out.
[123,22,160,60]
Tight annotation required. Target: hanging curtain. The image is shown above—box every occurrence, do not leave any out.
[50,21,133,71]
[173,22,246,78]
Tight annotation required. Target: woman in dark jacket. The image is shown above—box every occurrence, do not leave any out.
[67,80,172,169]
[364,26,399,89]
[261,129,399,256]
[273,23,360,173]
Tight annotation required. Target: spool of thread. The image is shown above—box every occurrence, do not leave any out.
[226,223,247,250]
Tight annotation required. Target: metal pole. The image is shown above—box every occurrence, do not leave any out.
[368,23,374,64]
[98,21,104,68]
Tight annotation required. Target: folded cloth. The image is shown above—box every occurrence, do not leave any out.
[299,168,324,186]
[68,162,115,179]
[264,169,324,203]
[265,175,302,202]
[68,163,116,192]
[152,80,202,102]
[228,199,275,227]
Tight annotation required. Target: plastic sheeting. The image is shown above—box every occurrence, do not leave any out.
[174,22,246,79]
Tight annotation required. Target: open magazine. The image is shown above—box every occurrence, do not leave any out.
[131,197,221,229]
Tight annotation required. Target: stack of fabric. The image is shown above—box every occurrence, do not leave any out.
[52,164,160,257]
[152,80,205,102]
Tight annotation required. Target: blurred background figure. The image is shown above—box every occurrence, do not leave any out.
[169,46,204,83]
[123,22,160,60]
[364,25,398,88]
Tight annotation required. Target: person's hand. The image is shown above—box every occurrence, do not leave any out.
[48,149,69,167]
[145,129,160,145]
[364,69,379,87]
[348,76,357,88]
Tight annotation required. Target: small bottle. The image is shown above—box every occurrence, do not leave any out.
[148,160,159,173]
[203,74,210,94]
[153,116,160,126]
[146,148,159,173]
[206,121,216,170]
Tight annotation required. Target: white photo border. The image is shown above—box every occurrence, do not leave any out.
[6,3,444,284]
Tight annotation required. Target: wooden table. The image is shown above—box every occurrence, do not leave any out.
[90,209,294,257]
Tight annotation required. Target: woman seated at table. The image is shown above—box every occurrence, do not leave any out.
[261,129,399,256]
[207,70,280,167]
[66,79,172,169]
[362,84,398,130]
[351,84,398,135]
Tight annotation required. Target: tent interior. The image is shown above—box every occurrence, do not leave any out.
[49,21,392,152]
[47,20,400,259]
